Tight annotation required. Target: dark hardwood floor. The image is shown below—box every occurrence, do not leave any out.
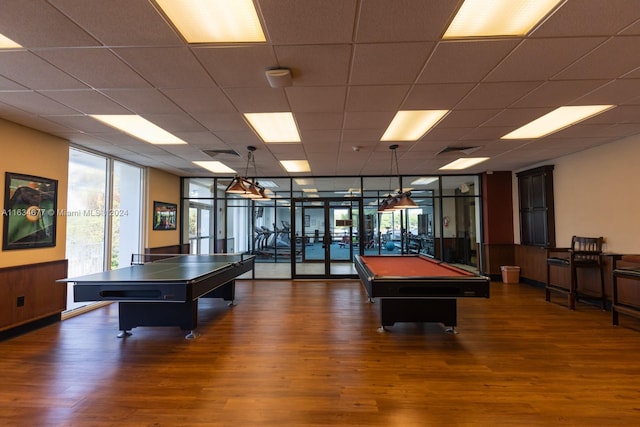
[1,280,640,426]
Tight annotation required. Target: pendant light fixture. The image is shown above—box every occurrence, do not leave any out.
[378,144,417,212]
[225,146,269,200]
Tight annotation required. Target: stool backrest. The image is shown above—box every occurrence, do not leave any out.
[571,236,603,262]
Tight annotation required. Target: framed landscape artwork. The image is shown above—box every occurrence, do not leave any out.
[153,201,177,230]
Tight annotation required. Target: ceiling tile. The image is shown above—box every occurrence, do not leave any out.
[36,48,150,89]
[553,36,640,80]
[301,130,342,145]
[274,45,352,86]
[49,0,182,46]
[101,89,186,115]
[295,112,344,130]
[143,113,208,133]
[532,0,640,37]
[485,37,606,82]
[259,0,357,44]
[224,87,290,112]
[194,45,277,88]
[403,83,476,109]
[343,112,395,129]
[345,85,409,112]
[350,43,434,85]
[438,109,502,128]
[114,47,214,88]
[511,80,608,108]
[0,1,99,48]
[456,82,543,109]
[572,79,640,105]
[418,40,519,84]
[0,51,87,90]
[287,86,346,113]
[356,0,459,42]
[161,87,237,114]
[0,92,80,115]
[39,90,130,114]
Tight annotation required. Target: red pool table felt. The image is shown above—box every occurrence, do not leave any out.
[359,255,474,278]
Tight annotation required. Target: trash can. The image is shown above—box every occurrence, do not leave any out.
[500,266,520,283]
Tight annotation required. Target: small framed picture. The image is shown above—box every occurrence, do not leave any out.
[153,201,177,230]
[3,172,58,250]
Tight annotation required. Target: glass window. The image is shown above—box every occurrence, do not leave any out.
[66,149,107,280]
[185,177,215,199]
[65,148,143,312]
[181,173,484,276]
[111,161,142,269]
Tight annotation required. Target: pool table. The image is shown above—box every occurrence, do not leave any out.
[354,254,490,332]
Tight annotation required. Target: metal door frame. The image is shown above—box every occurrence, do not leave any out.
[292,197,362,279]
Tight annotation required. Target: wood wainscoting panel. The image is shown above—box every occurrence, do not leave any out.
[515,244,548,284]
[483,243,515,277]
[0,260,68,333]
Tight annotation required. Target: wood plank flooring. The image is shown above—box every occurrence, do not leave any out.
[1,280,640,426]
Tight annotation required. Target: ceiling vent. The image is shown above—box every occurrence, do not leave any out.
[202,149,241,158]
[436,146,481,155]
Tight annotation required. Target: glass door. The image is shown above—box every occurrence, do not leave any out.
[188,200,214,254]
[293,197,361,278]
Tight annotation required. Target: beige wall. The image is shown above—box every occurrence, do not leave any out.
[0,119,68,268]
[513,134,640,253]
[146,168,180,249]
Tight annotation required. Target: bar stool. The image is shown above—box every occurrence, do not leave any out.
[545,236,605,310]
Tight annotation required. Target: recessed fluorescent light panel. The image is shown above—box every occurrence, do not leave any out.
[381,110,449,141]
[501,105,615,139]
[439,157,489,170]
[294,178,314,186]
[443,0,564,39]
[280,160,311,173]
[155,0,266,43]
[411,177,438,186]
[0,33,21,48]
[244,112,301,143]
[258,180,278,188]
[193,161,237,174]
[91,115,188,145]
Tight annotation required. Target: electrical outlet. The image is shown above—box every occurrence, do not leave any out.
[16,296,25,307]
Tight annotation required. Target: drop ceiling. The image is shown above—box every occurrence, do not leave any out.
[0,0,639,180]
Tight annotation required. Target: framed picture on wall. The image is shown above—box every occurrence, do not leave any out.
[153,201,177,230]
[3,172,58,250]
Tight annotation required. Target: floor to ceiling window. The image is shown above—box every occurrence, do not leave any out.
[65,149,107,281]
[64,148,143,311]
[111,160,142,269]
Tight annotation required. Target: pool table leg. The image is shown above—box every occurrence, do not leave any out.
[185,330,200,339]
[117,330,132,338]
